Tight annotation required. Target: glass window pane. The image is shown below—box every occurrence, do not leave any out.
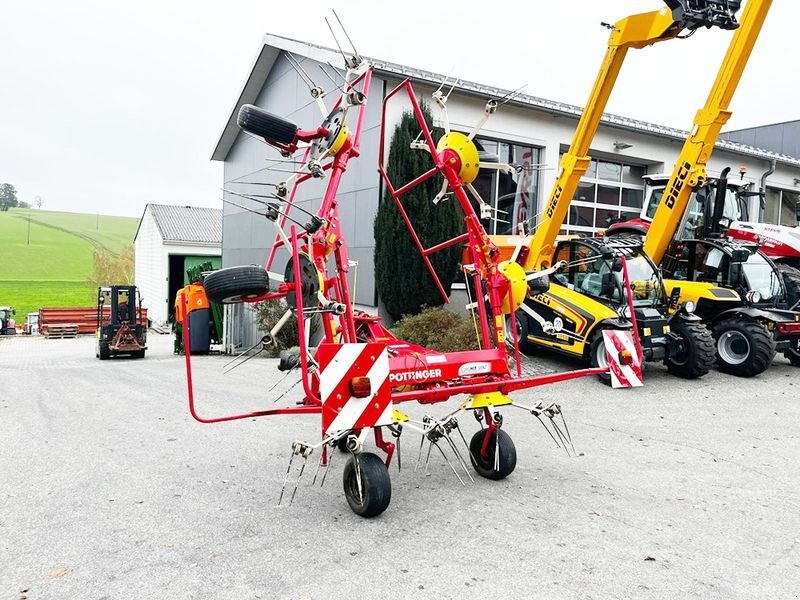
[568,204,593,228]
[764,188,781,224]
[598,161,622,182]
[780,191,800,227]
[595,206,619,229]
[622,164,646,185]
[474,137,498,155]
[621,188,644,209]
[572,181,595,203]
[585,159,598,179]
[597,184,620,206]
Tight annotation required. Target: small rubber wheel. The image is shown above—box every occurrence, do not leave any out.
[98,342,110,360]
[237,104,299,145]
[712,318,775,377]
[469,428,516,480]
[342,452,391,518]
[203,265,270,304]
[665,319,715,379]
[588,331,613,386]
[132,349,146,359]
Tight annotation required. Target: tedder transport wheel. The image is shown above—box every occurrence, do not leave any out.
[203,265,270,304]
[588,331,613,385]
[469,429,517,480]
[712,318,775,377]
[665,320,715,379]
[237,105,299,145]
[342,452,391,518]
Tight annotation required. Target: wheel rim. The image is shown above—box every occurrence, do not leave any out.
[504,315,520,347]
[717,330,750,365]
[344,459,366,510]
[594,338,609,369]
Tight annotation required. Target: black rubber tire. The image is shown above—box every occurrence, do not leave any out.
[711,318,775,377]
[237,104,298,145]
[342,452,391,518]
[98,342,110,360]
[775,263,800,309]
[786,346,800,367]
[588,331,613,386]
[131,349,146,359]
[664,320,715,379]
[469,428,517,480]
[204,265,270,304]
[505,312,535,355]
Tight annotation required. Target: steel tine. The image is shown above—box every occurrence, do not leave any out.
[266,369,293,395]
[443,430,474,483]
[224,336,263,369]
[414,432,426,473]
[423,438,434,475]
[396,434,402,472]
[548,417,572,457]
[433,439,465,486]
[289,456,308,506]
[278,451,296,506]
[272,378,302,404]
[223,346,263,374]
[320,446,334,487]
[559,411,577,455]
[311,449,324,486]
[535,414,563,449]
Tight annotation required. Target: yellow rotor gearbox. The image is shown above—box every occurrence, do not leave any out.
[436,132,480,184]
[498,260,527,315]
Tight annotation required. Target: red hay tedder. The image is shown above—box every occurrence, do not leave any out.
[183,40,642,517]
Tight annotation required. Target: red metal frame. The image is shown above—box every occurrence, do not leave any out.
[183,72,623,457]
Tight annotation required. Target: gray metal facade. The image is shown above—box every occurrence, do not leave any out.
[720,121,800,160]
[221,54,384,305]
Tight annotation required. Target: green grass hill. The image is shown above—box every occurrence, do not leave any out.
[0,208,138,319]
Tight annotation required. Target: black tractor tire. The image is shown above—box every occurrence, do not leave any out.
[237,104,299,145]
[785,346,800,367]
[665,320,715,379]
[775,263,800,310]
[342,452,391,518]
[469,428,517,480]
[712,318,775,377]
[588,330,613,385]
[98,341,110,360]
[505,312,535,355]
[131,349,146,359]
[203,265,270,304]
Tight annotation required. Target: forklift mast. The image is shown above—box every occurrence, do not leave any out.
[643,0,772,264]
[523,0,741,271]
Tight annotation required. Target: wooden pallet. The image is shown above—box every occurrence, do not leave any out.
[43,324,80,339]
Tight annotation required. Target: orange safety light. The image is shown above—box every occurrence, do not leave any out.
[349,376,372,398]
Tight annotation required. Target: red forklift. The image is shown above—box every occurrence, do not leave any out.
[95,286,147,359]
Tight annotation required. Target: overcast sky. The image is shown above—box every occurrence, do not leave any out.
[1,0,796,218]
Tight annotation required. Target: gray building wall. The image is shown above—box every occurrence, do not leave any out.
[720,120,800,158]
[222,53,384,305]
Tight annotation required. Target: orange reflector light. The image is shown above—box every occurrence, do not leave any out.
[618,350,633,366]
[350,376,372,398]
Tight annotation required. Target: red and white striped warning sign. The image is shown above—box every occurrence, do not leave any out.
[316,343,392,436]
[602,330,643,389]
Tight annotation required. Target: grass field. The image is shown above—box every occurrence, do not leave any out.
[0,208,138,318]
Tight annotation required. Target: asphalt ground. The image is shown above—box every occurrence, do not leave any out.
[1,333,799,599]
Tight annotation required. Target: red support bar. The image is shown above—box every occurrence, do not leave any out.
[423,232,470,256]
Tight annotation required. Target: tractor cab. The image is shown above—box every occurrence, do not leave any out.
[0,306,17,335]
[96,285,147,360]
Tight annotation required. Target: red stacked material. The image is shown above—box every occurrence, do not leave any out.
[39,306,148,336]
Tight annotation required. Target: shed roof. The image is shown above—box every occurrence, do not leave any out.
[136,204,222,246]
[211,33,800,169]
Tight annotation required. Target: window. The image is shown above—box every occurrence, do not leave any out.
[561,157,646,234]
[764,188,800,226]
[472,137,542,235]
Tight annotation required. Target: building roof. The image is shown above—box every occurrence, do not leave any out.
[212,33,800,169]
[135,204,222,246]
